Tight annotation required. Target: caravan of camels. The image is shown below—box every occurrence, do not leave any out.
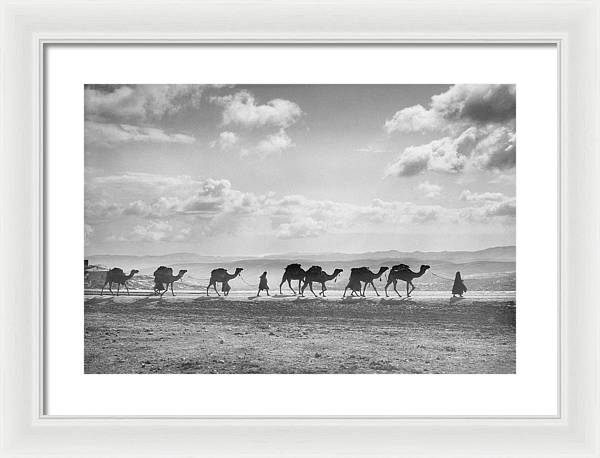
[97,262,432,298]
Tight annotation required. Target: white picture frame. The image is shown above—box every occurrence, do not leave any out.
[0,0,598,456]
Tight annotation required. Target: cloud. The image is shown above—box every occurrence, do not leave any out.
[459,190,516,221]
[459,189,507,203]
[86,122,195,147]
[418,181,442,198]
[385,125,515,177]
[275,217,326,239]
[111,221,192,242]
[211,90,302,129]
[251,129,294,156]
[209,131,239,150]
[85,84,205,123]
[384,85,516,177]
[385,84,516,134]
[86,173,515,243]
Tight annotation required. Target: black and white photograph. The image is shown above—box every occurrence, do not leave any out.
[84,84,516,374]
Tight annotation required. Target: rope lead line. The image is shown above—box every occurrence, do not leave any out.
[238,273,258,288]
[429,271,455,281]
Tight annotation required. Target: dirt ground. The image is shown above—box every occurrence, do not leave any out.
[84,295,516,374]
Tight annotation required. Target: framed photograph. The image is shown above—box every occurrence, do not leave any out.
[1,0,599,456]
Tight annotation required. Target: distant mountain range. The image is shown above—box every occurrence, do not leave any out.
[87,246,516,277]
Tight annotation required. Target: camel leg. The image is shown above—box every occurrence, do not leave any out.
[406,281,411,297]
[288,279,296,295]
[300,280,307,296]
[384,279,394,297]
[408,281,415,296]
[371,282,380,297]
[361,282,368,297]
[279,275,287,295]
[100,281,108,296]
[394,281,402,297]
[343,286,348,298]
[171,282,175,296]
[213,282,220,297]
[125,283,130,296]
[108,282,114,296]
[308,282,317,297]
[206,283,210,296]
[298,280,303,296]
[320,283,326,297]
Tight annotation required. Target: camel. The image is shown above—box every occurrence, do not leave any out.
[279,263,306,295]
[384,264,430,297]
[153,266,187,297]
[207,267,243,296]
[100,268,139,296]
[301,266,343,297]
[343,266,389,297]
[343,276,363,297]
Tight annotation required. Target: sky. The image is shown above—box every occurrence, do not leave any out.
[84,84,516,256]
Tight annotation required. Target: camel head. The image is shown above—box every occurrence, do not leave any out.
[420,265,431,274]
[177,269,188,278]
[130,269,139,275]
[376,266,389,277]
[234,267,244,275]
[333,268,343,276]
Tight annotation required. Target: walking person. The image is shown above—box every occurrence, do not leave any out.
[452,271,467,297]
[257,271,270,297]
[222,280,231,296]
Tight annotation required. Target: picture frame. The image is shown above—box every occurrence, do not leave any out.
[0,0,598,456]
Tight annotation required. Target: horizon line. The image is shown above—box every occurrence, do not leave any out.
[86,244,516,259]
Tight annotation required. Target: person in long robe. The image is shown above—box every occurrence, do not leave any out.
[452,271,467,297]
[257,272,270,297]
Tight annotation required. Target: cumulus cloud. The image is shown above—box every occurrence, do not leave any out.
[209,131,239,150]
[384,85,516,177]
[386,125,515,177]
[85,122,195,146]
[85,84,205,123]
[86,173,515,243]
[251,129,294,156]
[459,189,506,203]
[113,221,192,242]
[385,84,515,134]
[211,90,302,129]
[418,181,442,198]
[459,190,516,221]
[275,217,326,239]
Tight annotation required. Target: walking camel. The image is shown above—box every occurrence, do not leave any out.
[207,267,243,296]
[384,264,430,297]
[343,266,389,297]
[101,268,139,296]
[301,266,343,297]
[153,266,187,297]
[279,263,307,295]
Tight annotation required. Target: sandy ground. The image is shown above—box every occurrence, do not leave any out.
[84,294,516,374]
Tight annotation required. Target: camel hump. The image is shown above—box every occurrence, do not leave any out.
[109,267,124,275]
[392,264,410,271]
[211,268,228,275]
[154,266,172,276]
[306,265,322,276]
[286,263,302,270]
[351,267,369,273]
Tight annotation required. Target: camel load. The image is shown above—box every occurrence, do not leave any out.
[207,267,243,296]
[101,267,139,296]
[343,267,389,298]
[153,266,187,297]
